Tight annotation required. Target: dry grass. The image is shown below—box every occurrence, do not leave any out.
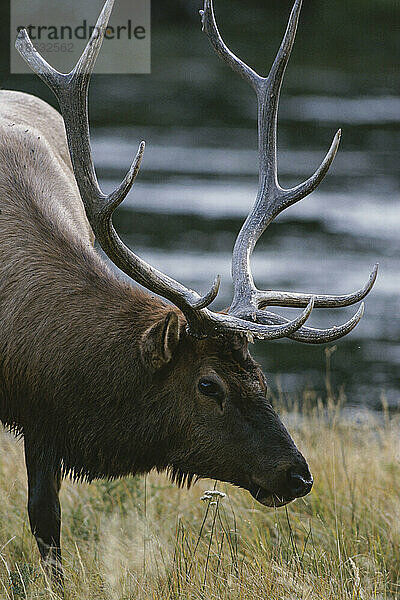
[0,389,400,599]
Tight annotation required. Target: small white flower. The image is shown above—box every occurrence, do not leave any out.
[200,490,226,501]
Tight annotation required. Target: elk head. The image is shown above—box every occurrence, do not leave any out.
[140,317,313,506]
[16,0,377,505]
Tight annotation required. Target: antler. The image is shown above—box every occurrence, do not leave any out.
[15,0,375,343]
[200,0,377,343]
[15,0,315,341]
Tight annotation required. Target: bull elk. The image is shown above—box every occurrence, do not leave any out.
[0,0,376,588]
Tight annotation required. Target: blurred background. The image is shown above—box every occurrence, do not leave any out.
[1,0,399,409]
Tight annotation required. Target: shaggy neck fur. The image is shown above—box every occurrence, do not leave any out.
[0,93,180,481]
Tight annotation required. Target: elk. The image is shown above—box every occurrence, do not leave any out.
[0,0,376,588]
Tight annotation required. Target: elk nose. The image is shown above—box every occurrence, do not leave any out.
[286,466,313,498]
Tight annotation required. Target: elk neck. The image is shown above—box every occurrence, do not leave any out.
[0,112,180,480]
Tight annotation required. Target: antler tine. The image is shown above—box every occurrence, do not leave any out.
[199,0,260,90]
[16,0,317,341]
[258,0,303,188]
[282,129,341,205]
[202,0,376,339]
[257,263,379,309]
[16,0,116,216]
[209,296,315,341]
[249,303,365,345]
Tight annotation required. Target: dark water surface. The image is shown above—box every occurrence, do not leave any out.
[4,1,400,408]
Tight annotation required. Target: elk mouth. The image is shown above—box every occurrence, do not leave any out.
[248,483,294,508]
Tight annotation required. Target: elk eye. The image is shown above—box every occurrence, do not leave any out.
[198,378,224,400]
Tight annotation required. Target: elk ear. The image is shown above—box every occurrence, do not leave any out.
[140,311,181,372]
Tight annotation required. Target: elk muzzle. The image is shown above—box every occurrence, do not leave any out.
[250,457,313,507]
